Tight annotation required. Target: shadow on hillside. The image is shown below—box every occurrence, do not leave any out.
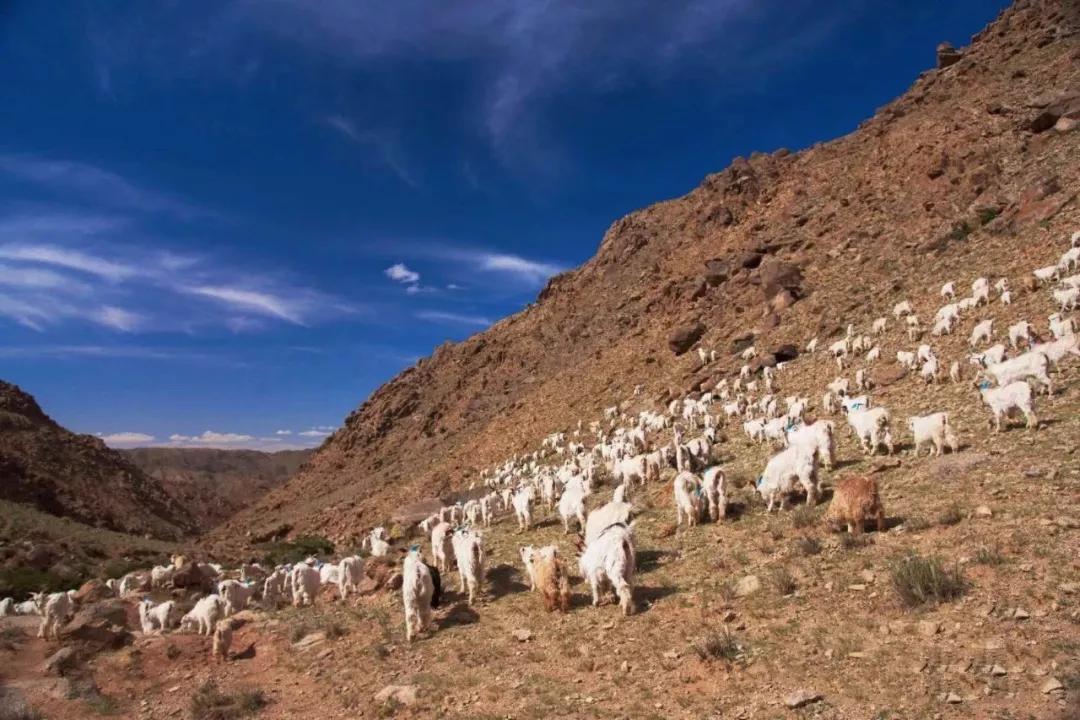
[486,563,528,598]
[439,603,480,629]
[635,584,679,610]
[636,549,677,573]
[722,500,749,520]
[882,515,905,531]
[232,643,257,661]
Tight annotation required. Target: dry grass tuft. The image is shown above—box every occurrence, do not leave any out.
[189,681,268,720]
[890,554,967,608]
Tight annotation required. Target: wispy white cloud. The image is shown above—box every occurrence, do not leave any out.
[0,345,214,361]
[275,429,292,435]
[416,310,491,327]
[181,285,307,325]
[476,253,564,285]
[93,306,142,332]
[0,244,137,281]
[169,430,256,444]
[0,263,90,292]
[99,431,155,446]
[324,115,419,187]
[298,429,329,438]
[0,155,210,220]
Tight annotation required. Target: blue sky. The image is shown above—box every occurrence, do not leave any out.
[0,1,1008,450]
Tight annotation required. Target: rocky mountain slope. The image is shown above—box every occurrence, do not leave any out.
[0,381,194,540]
[211,0,1080,553]
[121,447,311,532]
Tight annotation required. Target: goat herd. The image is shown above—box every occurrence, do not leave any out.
[2,231,1078,657]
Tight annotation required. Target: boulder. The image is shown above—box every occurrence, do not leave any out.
[733,575,761,597]
[171,563,211,591]
[375,685,418,706]
[61,600,132,653]
[736,251,764,269]
[872,365,908,388]
[757,258,803,301]
[1027,93,1080,133]
[703,258,731,286]
[772,344,799,362]
[43,647,77,677]
[73,579,113,605]
[668,323,706,355]
[770,289,798,312]
[936,42,962,69]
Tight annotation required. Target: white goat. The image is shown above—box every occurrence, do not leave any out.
[181,594,223,636]
[139,599,177,634]
[338,556,365,599]
[290,565,321,607]
[845,406,894,456]
[37,592,74,640]
[756,445,819,511]
[402,549,436,642]
[579,523,635,615]
[908,412,959,457]
[969,319,993,347]
[673,471,703,527]
[982,351,1052,395]
[451,529,484,605]
[977,380,1037,432]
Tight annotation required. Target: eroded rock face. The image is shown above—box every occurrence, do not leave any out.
[668,323,706,355]
[936,42,963,68]
[201,0,1080,554]
[62,600,132,653]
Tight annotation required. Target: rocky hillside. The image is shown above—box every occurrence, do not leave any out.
[0,381,195,540]
[121,447,311,532]
[210,0,1079,553]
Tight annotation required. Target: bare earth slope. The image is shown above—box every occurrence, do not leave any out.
[121,447,312,532]
[0,381,195,540]
[212,0,1080,553]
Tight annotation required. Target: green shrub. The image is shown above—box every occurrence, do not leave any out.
[258,535,334,566]
[0,567,70,599]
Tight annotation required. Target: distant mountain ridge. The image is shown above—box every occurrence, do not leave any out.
[0,380,195,539]
[121,446,311,532]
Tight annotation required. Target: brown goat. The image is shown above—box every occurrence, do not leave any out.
[534,549,571,612]
[824,475,885,534]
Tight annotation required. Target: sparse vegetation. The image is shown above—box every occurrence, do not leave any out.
[977,207,999,225]
[790,504,818,529]
[839,533,871,551]
[936,504,963,527]
[890,554,967,608]
[0,627,26,651]
[0,703,45,720]
[768,566,798,596]
[947,220,973,242]
[795,536,822,556]
[690,626,743,663]
[259,535,334,566]
[974,545,1006,566]
[904,515,931,532]
[189,681,268,720]
[0,566,72,598]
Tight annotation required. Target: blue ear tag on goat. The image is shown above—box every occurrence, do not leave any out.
[978,381,991,390]
[409,544,420,552]
[755,475,763,488]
